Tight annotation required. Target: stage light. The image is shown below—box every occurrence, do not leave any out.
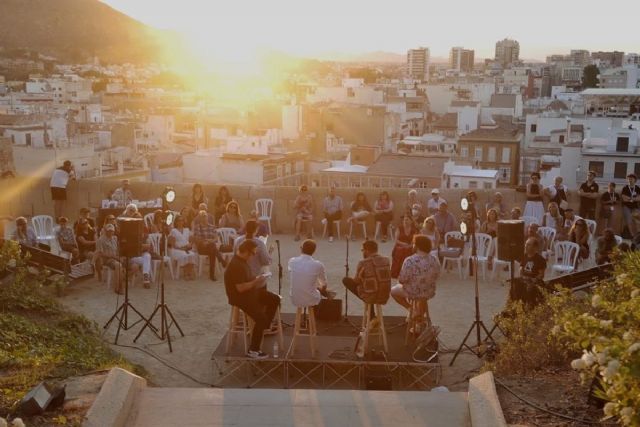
[460,221,468,235]
[164,211,175,226]
[163,187,176,204]
[460,197,470,212]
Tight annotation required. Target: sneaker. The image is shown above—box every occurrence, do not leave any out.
[329,236,334,242]
[247,350,269,359]
[143,273,151,288]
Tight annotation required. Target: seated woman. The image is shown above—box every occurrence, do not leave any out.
[596,228,617,265]
[391,215,418,278]
[480,208,499,238]
[347,192,372,240]
[12,216,38,248]
[180,206,196,229]
[56,216,79,262]
[542,202,563,232]
[75,217,96,262]
[373,191,394,242]
[147,209,166,234]
[213,186,233,225]
[218,201,244,232]
[391,235,441,329]
[293,185,314,241]
[409,203,425,229]
[168,215,198,279]
[569,218,591,264]
[420,216,440,255]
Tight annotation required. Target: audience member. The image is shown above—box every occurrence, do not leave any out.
[193,210,227,281]
[542,202,563,230]
[480,208,499,238]
[520,237,546,280]
[234,220,271,277]
[219,201,244,232]
[559,208,581,241]
[119,203,139,218]
[510,207,522,220]
[545,176,569,215]
[405,190,423,217]
[224,239,279,359]
[433,202,457,236]
[239,210,269,237]
[373,191,394,242]
[148,209,166,234]
[50,160,75,220]
[578,171,599,220]
[168,215,197,278]
[214,186,233,225]
[342,240,391,317]
[569,218,591,262]
[111,179,133,208]
[596,228,617,265]
[100,214,118,237]
[289,239,334,308]
[56,217,79,261]
[179,206,196,229]
[524,172,544,224]
[12,217,37,247]
[293,185,314,241]
[74,207,95,229]
[485,192,508,219]
[96,224,122,294]
[427,189,446,216]
[420,216,440,253]
[75,217,96,263]
[526,223,544,255]
[391,214,418,278]
[347,192,372,239]
[621,173,640,237]
[321,186,343,242]
[409,203,425,228]
[391,235,441,325]
[191,183,208,210]
[129,228,152,288]
[600,182,620,231]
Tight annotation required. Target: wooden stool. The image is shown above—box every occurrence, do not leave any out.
[290,306,317,356]
[405,299,429,345]
[225,306,253,354]
[361,303,388,353]
[266,303,285,351]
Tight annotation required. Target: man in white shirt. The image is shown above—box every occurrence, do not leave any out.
[321,186,343,242]
[50,160,75,220]
[111,179,134,208]
[426,189,446,216]
[288,239,334,307]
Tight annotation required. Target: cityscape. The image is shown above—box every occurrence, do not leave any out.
[0,1,639,427]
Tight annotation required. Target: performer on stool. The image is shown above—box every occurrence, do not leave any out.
[224,240,280,359]
[288,239,335,307]
[342,240,391,318]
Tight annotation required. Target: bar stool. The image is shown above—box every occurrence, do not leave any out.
[322,219,341,240]
[265,302,285,351]
[405,298,429,345]
[225,306,253,354]
[290,306,317,356]
[361,303,388,353]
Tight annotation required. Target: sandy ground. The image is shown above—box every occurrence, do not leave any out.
[58,234,509,391]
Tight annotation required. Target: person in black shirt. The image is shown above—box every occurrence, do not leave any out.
[224,239,279,359]
[520,238,547,280]
[578,171,599,220]
[600,182,620,231]
[621,173,640,237]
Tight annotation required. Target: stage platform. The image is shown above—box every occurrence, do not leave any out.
[212,313,441,391]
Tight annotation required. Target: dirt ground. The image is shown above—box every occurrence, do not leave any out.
[58,234,509,390]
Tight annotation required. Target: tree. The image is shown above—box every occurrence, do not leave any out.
[582,65,600,89]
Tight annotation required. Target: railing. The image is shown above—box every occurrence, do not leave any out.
[264,173,433,189]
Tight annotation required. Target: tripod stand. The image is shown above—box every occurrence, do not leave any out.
[134,231,184,352]
[103,256,147,345]
[449,208,497,366]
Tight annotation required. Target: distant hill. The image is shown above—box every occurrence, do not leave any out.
[0,0,167,63]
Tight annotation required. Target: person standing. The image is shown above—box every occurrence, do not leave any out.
[288,239,334,308]
[191,183,208,210]
[620,174,640,237]
[427,189,446,216]
[578,171,599,220]
[545,176,569,216]
[321,186,343,242]
[599,182,620,231]
[224,240,279,359]
[50,160,75,220]
[524,172,544,224]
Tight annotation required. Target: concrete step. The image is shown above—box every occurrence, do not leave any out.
[127,388,471,427]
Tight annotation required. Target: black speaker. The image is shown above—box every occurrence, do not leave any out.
[118,218,143,258]
[317,298,342,321]
[497,220,524,262]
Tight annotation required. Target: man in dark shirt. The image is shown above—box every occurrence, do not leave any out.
[520,238,547,279]
[224,239,280,359]
[600,182,620,231]
[621,173,640,236]
[578,171,599,220]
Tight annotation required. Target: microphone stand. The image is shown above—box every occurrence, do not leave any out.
[275,239,291,327]
[342,236,359,331]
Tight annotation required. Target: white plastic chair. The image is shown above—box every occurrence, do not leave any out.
[537,226,557,258]
[322,219,341,240]
[551,241,580,276]
[143,213,155,230]
[255,198,273,234]
[584,219,597,237]
[615,235,623,245]
[147,233,175,281]
[491,237,519,282]
[217,227,237,263]
[258,235,268,246]
[32,215,56,244]
[472,233,492,281]
[441,231,465,279]
[348,220,367,240]
[521,216,539,229]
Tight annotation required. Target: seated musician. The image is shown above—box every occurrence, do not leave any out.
[289,239,334,308]
[96,224,123,294]
[342,239,391,320]
[224,240,280,359]
[12,217,38,248]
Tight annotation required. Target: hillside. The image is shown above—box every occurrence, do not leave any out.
[0,0,166,63]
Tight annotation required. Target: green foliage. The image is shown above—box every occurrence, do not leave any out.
[582,64,600,89]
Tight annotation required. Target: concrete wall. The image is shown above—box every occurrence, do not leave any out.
[2,176,625,233]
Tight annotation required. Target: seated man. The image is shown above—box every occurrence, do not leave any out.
[289,239,334,308]
[224,240,280,359]
[342,240,391,318]
[193,209,227,281]
[56,216,79,262]
[322,186,343,242]
[512,237,547,307]
[75,217,97,264]
[111,179,134,208]
[12,217,38,248]
[96,224,123,294]
[74,207,96,229]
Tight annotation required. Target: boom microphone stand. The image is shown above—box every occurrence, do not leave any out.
[449,201,497,366]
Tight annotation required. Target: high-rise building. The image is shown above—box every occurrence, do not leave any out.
[450,47,475,72]
[407,47,430,81]
[591,51,625,68]
[570,50,591,68]
[494,38,520,68]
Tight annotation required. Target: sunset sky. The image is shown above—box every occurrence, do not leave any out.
[103,0,639,62]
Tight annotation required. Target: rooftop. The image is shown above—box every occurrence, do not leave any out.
[366,154,448,179]
[432,112,458,129]
[489,94,517,109]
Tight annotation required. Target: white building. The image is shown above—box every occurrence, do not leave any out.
[495,38,520,68]
[25,75,92,104]
[599,65,640,89]
[442,161,499,190]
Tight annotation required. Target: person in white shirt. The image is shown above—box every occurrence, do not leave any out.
[111,179,134,208]
[426,189,446,216]
[321,186,343,242]
[288,239,334,307]
[50,160,75,220]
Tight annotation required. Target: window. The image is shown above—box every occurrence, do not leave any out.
[474,147,483,160]
[468,181,478,189]
[487,147,496,162]
[460,146,469,157]
[530,124,537,132]
[616,136,630,153]
[501,147,511,163]
[635,163,640,177]
[483,182,493,190]
[25,133,31,146]
[559,135,565,143]
[499,167,511,183]
[589,161,604,177]
[614,162,628,179]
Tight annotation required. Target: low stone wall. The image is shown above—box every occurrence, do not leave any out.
[0,177,623,233]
